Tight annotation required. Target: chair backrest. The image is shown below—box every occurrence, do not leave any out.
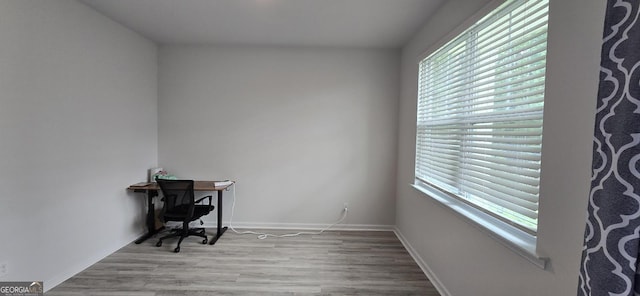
[157,179,195,221]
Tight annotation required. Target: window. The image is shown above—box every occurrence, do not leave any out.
[415,0,548,235]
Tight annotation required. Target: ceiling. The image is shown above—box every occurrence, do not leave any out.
[79,0,445,48]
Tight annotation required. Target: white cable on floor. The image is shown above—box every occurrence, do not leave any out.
[225,182,348,239]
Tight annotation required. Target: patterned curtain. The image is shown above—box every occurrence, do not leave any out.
[578,1,640,295]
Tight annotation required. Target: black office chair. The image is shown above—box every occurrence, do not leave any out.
[155,179,214,253]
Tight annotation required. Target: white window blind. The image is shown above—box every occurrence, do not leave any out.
[415,0,548,234]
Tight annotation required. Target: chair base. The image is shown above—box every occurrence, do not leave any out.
[155,225,208,252]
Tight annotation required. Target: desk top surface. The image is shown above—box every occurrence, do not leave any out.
[128,180,233,191]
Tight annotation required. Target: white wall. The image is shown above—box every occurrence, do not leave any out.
[396,0,605,295]
[158,46,399,228]
[0,0,157,290]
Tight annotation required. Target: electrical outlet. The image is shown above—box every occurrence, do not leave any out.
[0,262,7,278]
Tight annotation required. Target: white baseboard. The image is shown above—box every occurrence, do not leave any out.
[393,227,452,296]
[202,221,394,232]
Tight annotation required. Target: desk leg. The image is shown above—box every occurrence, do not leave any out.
[209,190,228,245]
[135,190,163,244]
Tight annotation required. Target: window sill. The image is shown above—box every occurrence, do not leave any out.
[411,182,548,269]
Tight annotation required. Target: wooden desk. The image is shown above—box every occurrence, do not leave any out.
[128,181,234,245]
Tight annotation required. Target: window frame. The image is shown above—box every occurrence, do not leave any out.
[412,0,548,268]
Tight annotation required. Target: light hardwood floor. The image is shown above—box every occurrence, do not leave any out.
[46,230,439,296]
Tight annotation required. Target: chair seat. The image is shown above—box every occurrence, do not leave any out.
[164,205,214,222]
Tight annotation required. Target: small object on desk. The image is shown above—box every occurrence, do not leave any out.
[214,180,234,187]
[130,182,152,187]
[148,167,163,182]
[153,169,178,181]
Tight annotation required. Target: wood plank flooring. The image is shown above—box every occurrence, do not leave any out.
[46,230,440,296]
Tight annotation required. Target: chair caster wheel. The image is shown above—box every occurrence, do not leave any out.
[174,247,180,253]
[202,238,208,244]
[156,241,162,247]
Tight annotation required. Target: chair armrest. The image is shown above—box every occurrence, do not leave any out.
[195,195,213,205]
